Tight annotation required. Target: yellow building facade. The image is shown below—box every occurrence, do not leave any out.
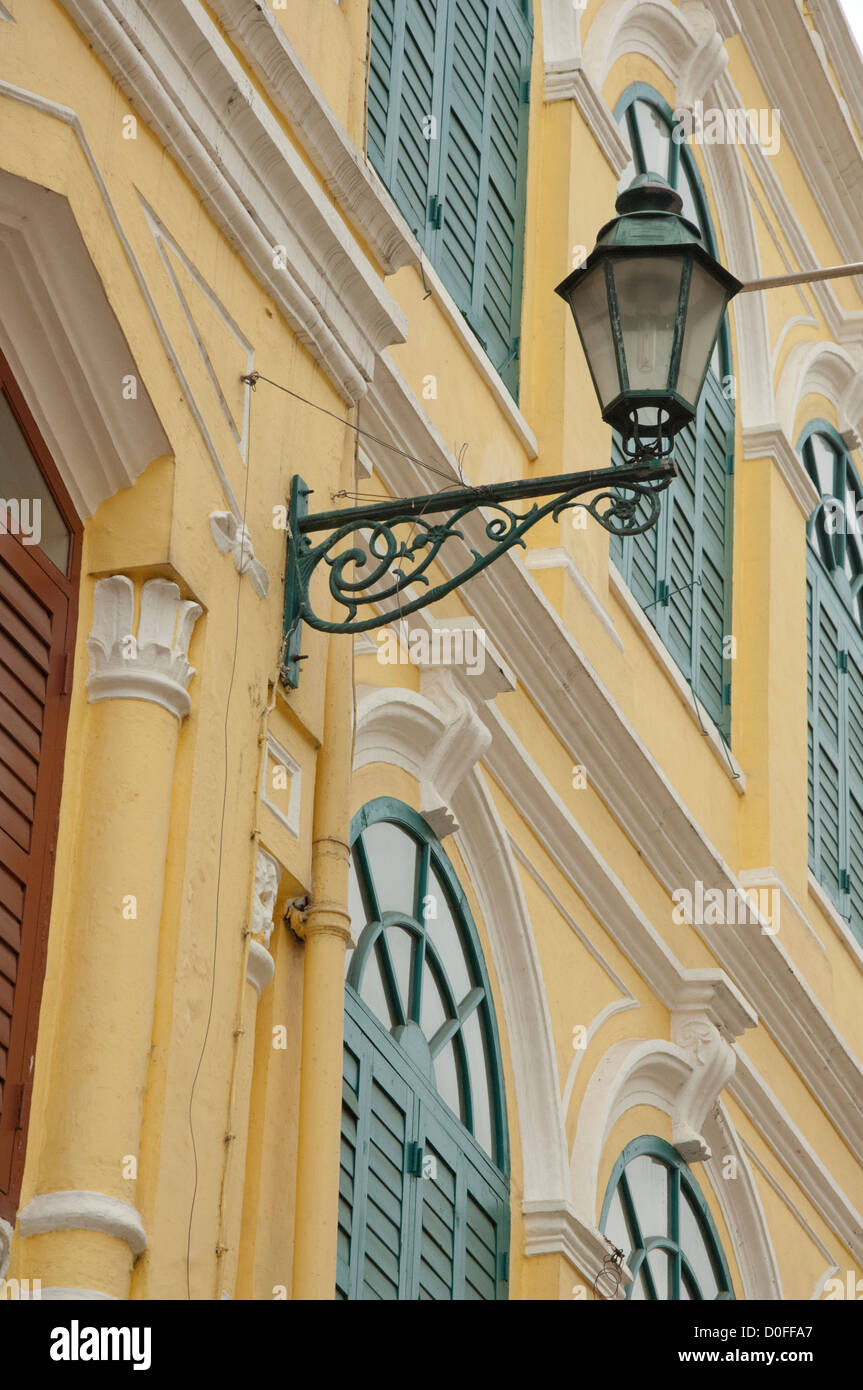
[0,0,861,1302]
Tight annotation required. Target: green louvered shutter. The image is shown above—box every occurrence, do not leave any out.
[665,416,698,680]
[810,565,843,903]
[366,0,396,170]
[807,577,816,862]
[339,1009,413,1300]
[845,643,863,942]
[695,371,734,733]
[366,0,530,400]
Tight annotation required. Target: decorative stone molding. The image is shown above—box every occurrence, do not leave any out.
[741,424,819,519]
[522,1199,631,1299]
[252,849,281,949]
[206,0,416,275]
[0,1216,11,1279]
[87,576,202,722]
[57,0,408,405]
[669,972,757,1161]
[246,939,275,996]
[676,1,729,110]
[246,848,281,995]
[18,1191,147,1256]
[540,0,630,174]
[210,513,269,598]
[0,169,170,520]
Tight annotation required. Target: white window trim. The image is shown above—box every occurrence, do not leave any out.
[609,561,746,792]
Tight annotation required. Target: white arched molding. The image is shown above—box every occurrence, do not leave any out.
[354,687,582,1230]
[777,338,863,452]
[539,0,630,174]
[571,1026,782,1299]
[0,169,169,520]
[583,0,774,431]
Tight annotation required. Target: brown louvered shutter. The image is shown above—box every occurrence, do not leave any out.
[0,348,80,1223]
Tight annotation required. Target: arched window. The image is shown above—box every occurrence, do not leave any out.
[338,798,509,1300]
[600,1137,734,1300]
[610,86,735,739]
[366,0,532,399]
[801,421,863,942]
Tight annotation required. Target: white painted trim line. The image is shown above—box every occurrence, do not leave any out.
[18,1192,147,1256]
[808,872,863,973]
[738,866,826,955]
[260,733,302,839]
[608,562,746,791]
[523,548,624,650]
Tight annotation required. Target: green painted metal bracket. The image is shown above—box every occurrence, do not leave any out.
[282,456,676,686]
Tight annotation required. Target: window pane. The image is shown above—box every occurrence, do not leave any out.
[386,925,413,1014]
[362,821,419,917]
[425,867,473,1003]
[633,99,671,179]
[677,159,705,240]
[629,1268,649,1300]
[810,433,839,496]
[348,851,367,934]
[679,1191,719,1299]
[420,961,448,1040]
[0,390,70,572]
[359,943,393,1029]
[626,1154,670,1238]
[646,1247,673,1300]
[461,1006,493,1156]
[433,1038,464,1122]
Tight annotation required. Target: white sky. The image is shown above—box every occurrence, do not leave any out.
[839,0,863,56]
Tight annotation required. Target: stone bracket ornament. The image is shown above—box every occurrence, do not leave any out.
[86,576,202,721]
[246,848,282,995]
[670,971,757,1162]
[209,511,269,597]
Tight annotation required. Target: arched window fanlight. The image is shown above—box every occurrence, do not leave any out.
[600,1137,734,1300]
[801,423,863,629]
[347,799,507,1170]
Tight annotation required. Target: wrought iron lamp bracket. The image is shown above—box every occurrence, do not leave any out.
[280,458,675,686]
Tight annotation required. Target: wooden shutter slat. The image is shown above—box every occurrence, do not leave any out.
[0,595,51,673]
[0,631,47,702]
[0,555,53,642]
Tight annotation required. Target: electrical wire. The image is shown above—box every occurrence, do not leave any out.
[185,388,254,1300]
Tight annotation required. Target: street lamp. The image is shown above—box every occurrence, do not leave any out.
[555,175,742,461]
[252,175,743,683]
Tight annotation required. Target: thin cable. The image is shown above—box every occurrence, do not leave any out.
[185,392,254,1299]
[245,371,479,495]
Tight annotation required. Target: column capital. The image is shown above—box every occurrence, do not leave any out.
[86,575,202,720]
[246,849,281,995]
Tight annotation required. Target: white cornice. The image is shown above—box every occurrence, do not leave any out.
[741,423,820,518]
[809,0,863,150]
[206,0,416,275]
[547,64,631,177]
[522,1200,630,1298]
[57,0,407,405]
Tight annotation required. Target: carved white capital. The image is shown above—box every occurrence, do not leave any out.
[670,971,757,1162]
[246,939,275,996]
[87,576,202,721]
[209,512,269,597]
[18,1191,147,1256]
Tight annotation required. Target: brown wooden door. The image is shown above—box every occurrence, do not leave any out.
[0,348,80,1224]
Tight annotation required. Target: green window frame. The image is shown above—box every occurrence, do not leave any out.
[338,797,510,1299]
[609,85,735,740]
[801,420,863,945]
[366,0,532,399]
[600,1136,734,1300]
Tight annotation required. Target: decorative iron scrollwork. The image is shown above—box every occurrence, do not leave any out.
[281,459,675,684]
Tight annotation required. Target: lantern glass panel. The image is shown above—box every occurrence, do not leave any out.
[613,255,684,392]
[567,263,620,409]
[676,262,729,408]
